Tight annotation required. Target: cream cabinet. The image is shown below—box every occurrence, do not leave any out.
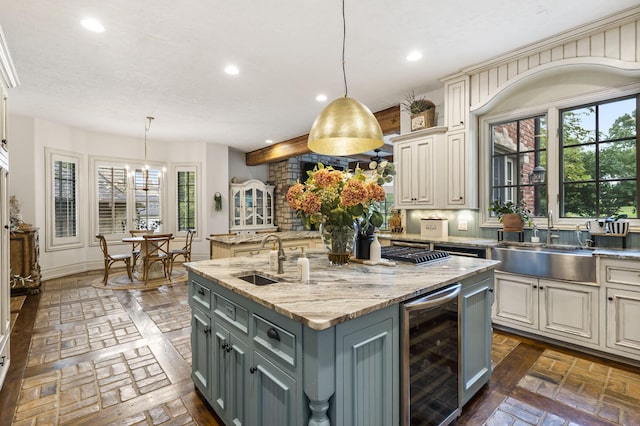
[492,272,599,347]
[599,258,640,359]
[210,238,320,260]
[0,81,10,390]
[230,179,277,233]
[444,76,468,132]
[392,126,474,209]
[393,131,436,208]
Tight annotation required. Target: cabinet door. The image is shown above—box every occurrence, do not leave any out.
[191,306,211,399]
[213,322,249,425]
[395,141,416,206]
[606,288,640,356]
[394,137,435,208]
[492,273,538,330]
[539,279,599,345]
[460,275,494,406]
[445,78,467,132]
[251,351,298,426]
[335,312,397,426]
[0,156,9,389]
[445,132,466,207]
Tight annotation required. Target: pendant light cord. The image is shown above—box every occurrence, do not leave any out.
[144,116,154,164]
[341,0,348,98]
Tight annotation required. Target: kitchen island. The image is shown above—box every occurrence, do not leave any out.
[186,250,500,426]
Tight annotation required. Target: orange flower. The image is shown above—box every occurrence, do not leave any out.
[367,183,386,202]
[340,179,368,207]
[313,168,343,189]
[301,192,321,214]
[286,183,304,210]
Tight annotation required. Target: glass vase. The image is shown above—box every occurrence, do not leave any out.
[320,221,355,266]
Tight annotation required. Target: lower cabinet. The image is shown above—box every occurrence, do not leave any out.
[213,322,248,425]
[493,272,599,347]
[600,257,640,359]
[460,272,494,406]
[251,351,298,425]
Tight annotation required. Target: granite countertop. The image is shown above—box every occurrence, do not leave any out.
[207,230,321,245]
[379,232,500,248]
[592,248,640,260]
[185,250,499,331]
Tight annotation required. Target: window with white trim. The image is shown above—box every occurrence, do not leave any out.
[46,148,82,250]
[176,166,197,232]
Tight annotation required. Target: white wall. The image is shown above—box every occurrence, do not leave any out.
[228,148,269,183]
[8,114,231,279]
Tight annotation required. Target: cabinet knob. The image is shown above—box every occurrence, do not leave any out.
[532,285,537,289]
[488,288,494,293]
[3,225,8,229]
[0,355,5,366]
[539,286,544,290]
[203,325,211,334]
[249,366,258,374]
[608,297,614,301]
[459,121,464,125]
[267,327,280,341]
[197,288,205,296]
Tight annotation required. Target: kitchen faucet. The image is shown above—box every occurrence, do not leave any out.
[261,233,286,274]
[546,210,560,246]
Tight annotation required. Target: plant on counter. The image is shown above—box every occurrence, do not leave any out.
[488,200,532,226]
[286,161,394,264]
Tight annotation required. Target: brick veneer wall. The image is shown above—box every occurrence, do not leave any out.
[269,154,350,231]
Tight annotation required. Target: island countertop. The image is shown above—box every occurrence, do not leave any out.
[206,230,320,245]
[185,250,500,330]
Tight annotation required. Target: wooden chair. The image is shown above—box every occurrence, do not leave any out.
[129,229,154,271]
[96,234,133,284]
[169,229,196,276]
[141,233,173,283]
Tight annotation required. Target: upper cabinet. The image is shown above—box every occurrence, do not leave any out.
[444,76,469,132]
[230,179,277,233]
[392,126,476,209]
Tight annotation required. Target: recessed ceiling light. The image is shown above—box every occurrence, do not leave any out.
[81,18,105,33]
[224,65,239,75]
[406,51,422,62]
[316,94,328,102]
[265,139,273,144]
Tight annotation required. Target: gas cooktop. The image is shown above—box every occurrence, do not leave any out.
[381,246,451,264]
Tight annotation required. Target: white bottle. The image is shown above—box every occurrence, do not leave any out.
[269,243,278,273]
[297,248,310,283]
[369,234,381,262]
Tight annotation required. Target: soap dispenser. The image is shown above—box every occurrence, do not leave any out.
[297,248,310,283]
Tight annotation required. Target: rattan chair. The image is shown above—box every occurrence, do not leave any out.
[141,233,173,283]
[96,234,133,283]
[169,229,196,276]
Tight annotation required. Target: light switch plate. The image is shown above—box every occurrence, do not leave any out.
[458,220,468,231]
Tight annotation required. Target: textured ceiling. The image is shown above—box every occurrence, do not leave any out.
[2,1,638,153]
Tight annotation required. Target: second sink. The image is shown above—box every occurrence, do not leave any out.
[237,273,279,286]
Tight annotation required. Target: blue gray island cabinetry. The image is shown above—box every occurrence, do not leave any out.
[185,250,499,426]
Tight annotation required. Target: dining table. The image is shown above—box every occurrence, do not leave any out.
[121,235,174,280]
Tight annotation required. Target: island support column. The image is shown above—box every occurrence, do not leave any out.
[303,327,335,426]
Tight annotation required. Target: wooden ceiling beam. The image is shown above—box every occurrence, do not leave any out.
[245,105,400,166]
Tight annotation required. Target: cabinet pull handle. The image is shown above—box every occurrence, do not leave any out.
[198,288,205,296]
[250,366,258,374]
[221,342,230,351]
[204,325,211,334]
[488,288,494,293]
[266,327,280,341]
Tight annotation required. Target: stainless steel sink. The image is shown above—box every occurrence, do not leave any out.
[237,273,279,286]
[491,245,596,283]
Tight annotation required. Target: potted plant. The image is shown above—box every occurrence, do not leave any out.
[488,200,532,231]
[402,92,435,131]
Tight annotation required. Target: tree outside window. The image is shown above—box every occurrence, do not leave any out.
[561,96,638,218]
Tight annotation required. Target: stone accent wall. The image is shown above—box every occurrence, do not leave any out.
[269,154,350,231]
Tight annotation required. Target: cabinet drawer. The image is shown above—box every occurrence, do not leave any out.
[214,293,249,334]
[190,280,211,310]
[605,265,640,287]
[253,314,296,368]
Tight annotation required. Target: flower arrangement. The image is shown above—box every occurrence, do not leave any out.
[401,91,435,115]
[286,161,395,231]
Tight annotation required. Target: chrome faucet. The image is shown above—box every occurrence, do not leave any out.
[261,233,286,274]
[546,210,560,246]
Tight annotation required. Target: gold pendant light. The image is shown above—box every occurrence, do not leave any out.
[307,0,383,156]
